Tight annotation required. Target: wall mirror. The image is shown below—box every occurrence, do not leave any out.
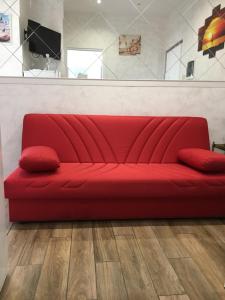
[1,0,225,81]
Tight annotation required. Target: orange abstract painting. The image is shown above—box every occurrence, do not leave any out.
[198,5,225,58]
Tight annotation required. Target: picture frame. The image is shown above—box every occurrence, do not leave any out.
[0,13,11,43]
[119,35,141,56]
[198,5,225,58]
[186,60,195,78]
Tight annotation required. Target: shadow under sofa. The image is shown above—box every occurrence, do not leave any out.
[4,114,225,221]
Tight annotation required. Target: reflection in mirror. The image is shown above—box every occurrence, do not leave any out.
[1,0,225,80]
[67,49,103,79]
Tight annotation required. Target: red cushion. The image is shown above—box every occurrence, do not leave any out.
[19,146,60,172]
[178,148,225,172]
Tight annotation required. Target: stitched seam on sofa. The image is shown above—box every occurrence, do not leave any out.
[62,116,93,162]
[166,164,205,179]
[148,118,179,163]
[57,163,96,178]
[62,181,86,189]
[27,182,50,188]
[168,170,202,186]
[74,115,106,162]
[152,168,197,188]
[204,180,225,186]
[65,163,93,173]
[86,116,118,162]
[90,164,120,177]
[148,166,200,187]
[171,181,199,188]
[124,118,154,163]
[71,164,108,177]
[26,167,114,190]
[137,118,165,163]
[62,180,70,188]
[161,119,190,163]
[169,165,225,187]
[166,166,225,187]
[47,115,80,162]
[26,181,34,188]
[71,163,98,175]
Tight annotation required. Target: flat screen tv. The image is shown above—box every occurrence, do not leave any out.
[27,19,61,60]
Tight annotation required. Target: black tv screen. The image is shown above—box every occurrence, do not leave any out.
[27,19,61,60]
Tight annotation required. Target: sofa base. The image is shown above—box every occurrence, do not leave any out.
[8,197,225,222]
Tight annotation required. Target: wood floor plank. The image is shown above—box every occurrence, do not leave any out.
[159,295,190,300]
[200,219,225,243]
[136,237,184,296]
[17,223,55,266]
[150,221,190,259]
[216,293,225,299]
[35,223,55,239]
[8,227,36,275]
[111,221,134,236]
[29,237,49,265]
[96,262,128,300]
[67,222,97,300]
[115,236,158,300]
[132,220,157,239]
[0,265,41,300]
[18,228,38,266]
[34,238,71,300]
[195,235,225,288]
[178,233,225,294]
[72,221,93,241]
[52,222,73,238]
[169,220,217,245]
[168,220,205,235]
[170,257,221,300]
[93,222,119,262]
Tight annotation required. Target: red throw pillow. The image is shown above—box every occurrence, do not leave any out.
[19,146,60,172]
[178,148,225,172]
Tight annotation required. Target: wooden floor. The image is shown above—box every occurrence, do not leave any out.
[0,219,225,300]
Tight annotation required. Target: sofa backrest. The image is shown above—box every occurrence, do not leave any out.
[22,114,210,163]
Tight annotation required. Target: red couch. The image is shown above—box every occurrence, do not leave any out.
[4,114,225,221]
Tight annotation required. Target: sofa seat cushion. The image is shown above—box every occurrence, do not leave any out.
[5,163,225,201]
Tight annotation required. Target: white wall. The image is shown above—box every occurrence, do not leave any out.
[0,77,224,177]
[0,0,23,77]
[63,13,165,80]
[165,0,225,81]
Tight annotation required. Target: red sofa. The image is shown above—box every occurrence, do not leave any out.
[4,114,225,221]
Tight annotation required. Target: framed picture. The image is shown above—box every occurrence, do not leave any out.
[0,13,11,43]
[186,60,195,78]
[119,35,141,56]
[198,5,225,58]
